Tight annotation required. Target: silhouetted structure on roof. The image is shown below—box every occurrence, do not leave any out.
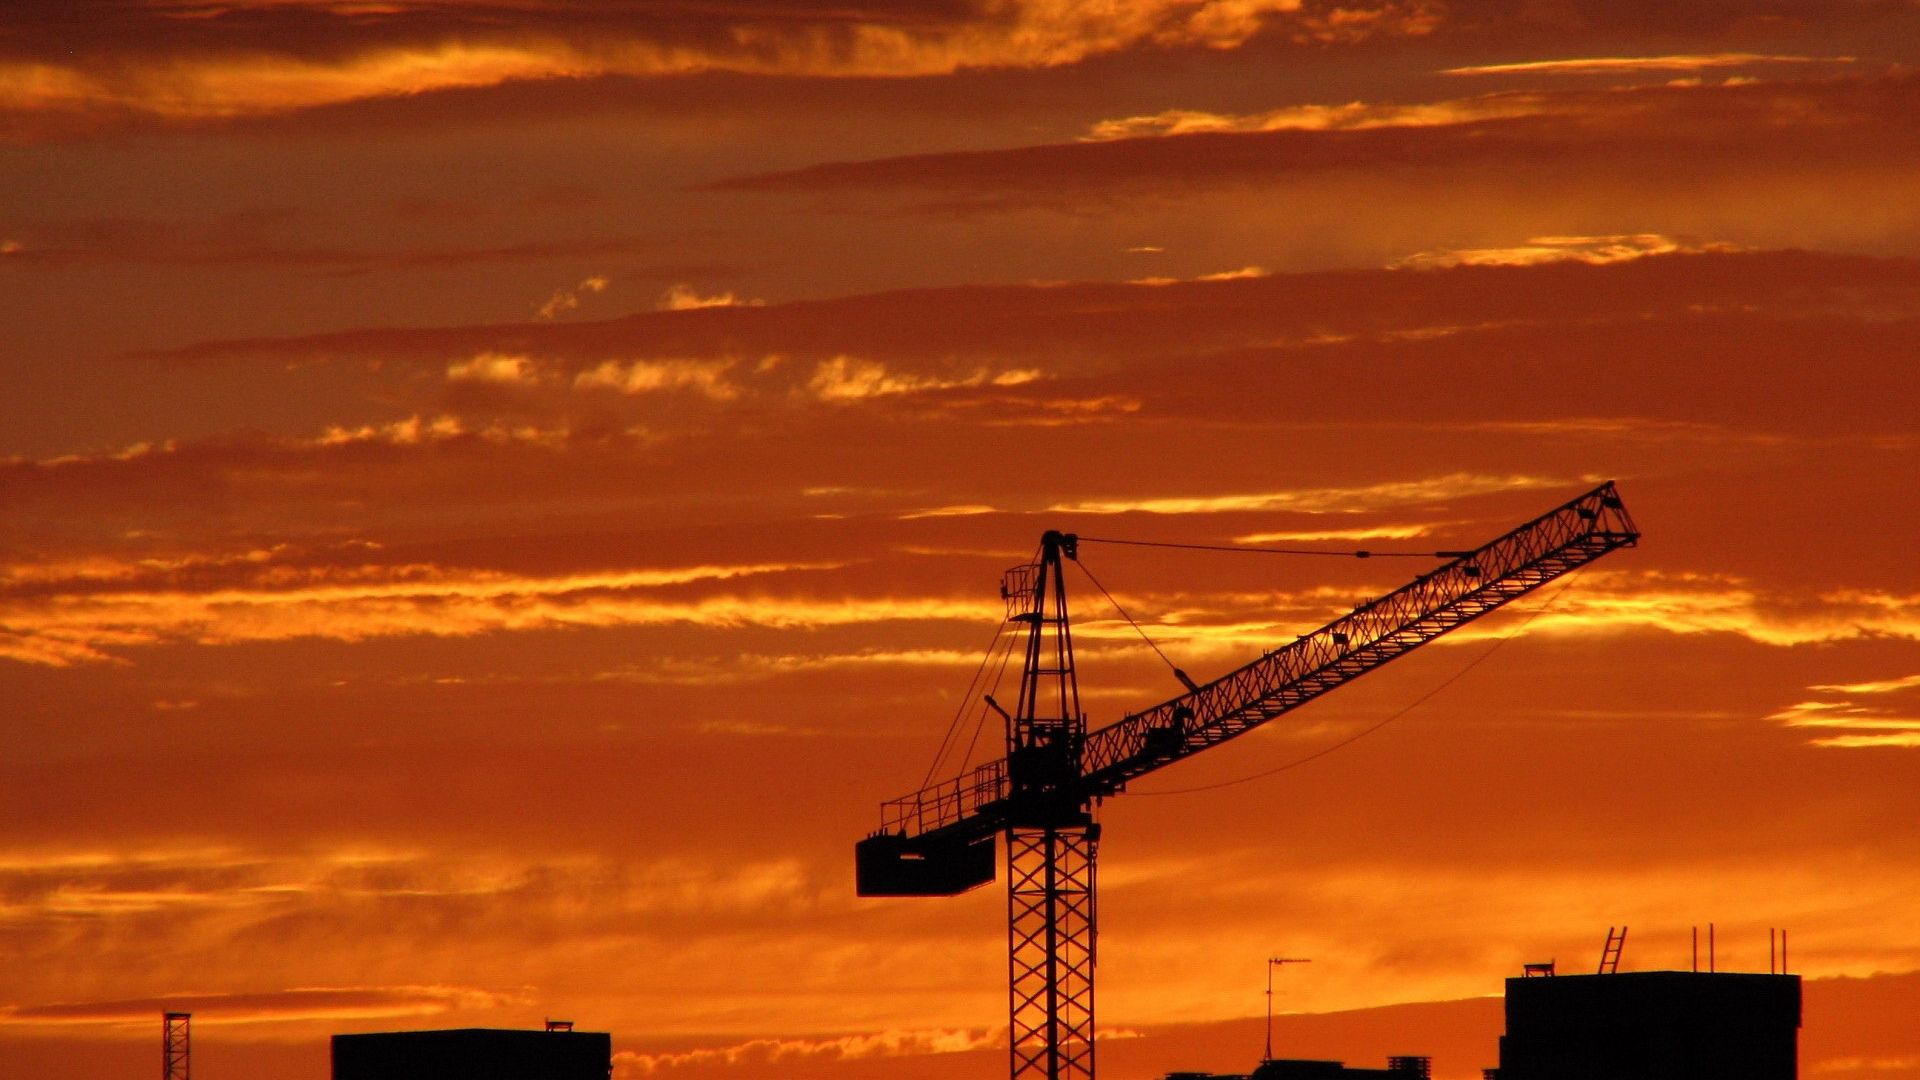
[331,1027,611,1080]
[163,1012,191,1080]
[1168,1055,1431,1080]
[1488,971,1801,1080]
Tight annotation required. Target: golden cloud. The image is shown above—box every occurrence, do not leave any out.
[1128,265,1268,286]
[0,559,904,665]
[558,353,1047,404]
[613,1026,1000,1075]
[658,284,762,312]
[1052,573,1920,661]
[7,524,1913,673]
[0,985,529,1028]
[0,546,302,587]
[1805,733,1920,749]
[1233,524,1436,543]
[591,648,988,686]
[446,351,538,385]
[1436,578,1920,649]
[0,2,1439,128]
[1770,673,1920,749]
[1083,94,1557,141]
[574,358,742,399]
[807,357,1040,401]
[0,844,836,929]
[538,275,609,320]
[310,414,568,449]
[0,42,584,120]
[895,505,1001,520]
[1810,673,1920,695]
[1046,472,1570,514]
[1393,234,1746,269]
[1442,53,1857,78]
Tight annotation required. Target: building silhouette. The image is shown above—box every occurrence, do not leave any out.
[332,1027,612,1080]
[1489,971,1801,1080]
[1163,943,1802,1080]
[1168,1055,1432,1080]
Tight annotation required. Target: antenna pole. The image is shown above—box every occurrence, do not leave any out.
[1264,957,1311,1062]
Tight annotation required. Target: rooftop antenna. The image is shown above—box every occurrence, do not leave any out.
[1265,957,1311,1062]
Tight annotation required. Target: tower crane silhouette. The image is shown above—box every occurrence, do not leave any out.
[855,482,1639,1080]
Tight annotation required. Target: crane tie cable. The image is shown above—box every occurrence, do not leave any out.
[1077,536,1465,559]
[960,627,1021,776]
[1130,566,1589,797]
[927,538,1041,788]
[919,616,1009,790]
[1072,557,1182,678]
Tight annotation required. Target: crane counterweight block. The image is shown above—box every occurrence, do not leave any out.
[856,829,998,896]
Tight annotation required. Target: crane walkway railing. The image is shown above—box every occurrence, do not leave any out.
[881,758,1006,837]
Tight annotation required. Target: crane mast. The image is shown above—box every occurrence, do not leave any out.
[855,481,1639,1080]
[1002,533,1096,1080]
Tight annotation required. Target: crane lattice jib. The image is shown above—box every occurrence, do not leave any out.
[877,481,1638,840]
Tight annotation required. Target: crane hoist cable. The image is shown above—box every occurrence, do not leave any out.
[1132,565,1590,797]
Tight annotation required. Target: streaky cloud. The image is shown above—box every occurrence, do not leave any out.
[1443,53,1858,77]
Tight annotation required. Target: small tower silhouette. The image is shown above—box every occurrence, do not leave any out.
[163,1012,191,1080]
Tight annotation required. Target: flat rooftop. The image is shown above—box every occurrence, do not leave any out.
[331,1028,612,1080]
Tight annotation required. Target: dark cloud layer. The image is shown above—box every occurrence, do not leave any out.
[133,249,1920,367]
[0,252,1896,568]
[714,74,1920,199]
[0,0,1440,142]
[0,1,977,64]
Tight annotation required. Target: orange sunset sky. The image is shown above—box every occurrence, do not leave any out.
[4,2,1920,1079]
